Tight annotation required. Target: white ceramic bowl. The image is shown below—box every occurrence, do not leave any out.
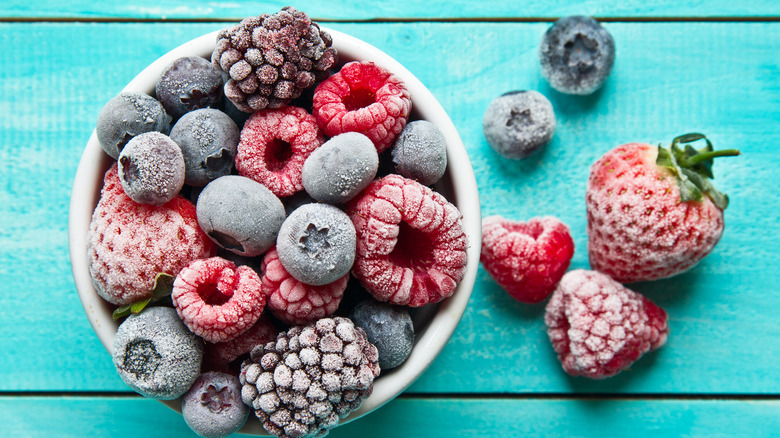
[69,27,481,434]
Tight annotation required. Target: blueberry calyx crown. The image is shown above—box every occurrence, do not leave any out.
[655,133,740,210]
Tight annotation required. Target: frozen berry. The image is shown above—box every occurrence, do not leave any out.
[350,299,414,369]
[212,6,337,112]
[155,56,224,119]
[482,90,556,159]
[172,257,267,343]
[539,16,615,95]
[117,131,185,205]
[235,106,325,197]
[283,190,316,217]
[113,306,203,399]
[302,132,379,204]
[276,203,356,286]
[96,91,171,159]
[183,371,249,438]
[313,61,412,152]
[88,164,215,306]
[391,120,448,185]
[545,270,669,379]
[196,175,286,257]
[262,247,348,325]
[480,215,574,303]
[169,108,240,187]
[347,174,468,307]
[209,314,279,365]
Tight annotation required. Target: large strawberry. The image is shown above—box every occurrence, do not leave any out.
[586,133,739,283]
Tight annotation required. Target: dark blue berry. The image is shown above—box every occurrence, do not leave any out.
[155,56,224,119]
[350,299,414,369]
[96,92,171,159]
[539,16,615,95]
[482,90,556,159]
[301,132,378,204]
[182,371,249,438]
[391,120,448,185]
[118,131,186,205]
[170,108,239,187]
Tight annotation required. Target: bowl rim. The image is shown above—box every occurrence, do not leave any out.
[68,27,482,434]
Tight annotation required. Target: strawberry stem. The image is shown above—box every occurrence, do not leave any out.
[679,148,741,168]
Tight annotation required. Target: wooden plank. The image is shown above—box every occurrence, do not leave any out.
[1,0,780,20]
[1,396,779,437]
[1,21,779,395]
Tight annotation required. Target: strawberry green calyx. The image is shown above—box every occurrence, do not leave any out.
[112,273,175,320]
[655,133,740,210]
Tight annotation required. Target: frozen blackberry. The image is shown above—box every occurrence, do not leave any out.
[391,121,448,185]
[169,108,240,187]
[96,92,171,159]
[302,132,379,204]
[112,306,204,400]
[350,299,414,370]
[482,90,556,159]
[117,131,186,205]
[155,56,224,119]
[212,6,338,112]
[240,317,380,438]
[539,16,615,95]
[276,203,356,286]
[197,175,286,257]
[182,371,249,438]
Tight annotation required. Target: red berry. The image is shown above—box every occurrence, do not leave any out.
[480,215,574,303]
[172,257,268,343]
[312,61,412,152]
[544,269,669,379]
[261,247,348,325]
[207,314,278,365]
[87,163,215,306]
[346,174,467,307]
[235,106,325,197]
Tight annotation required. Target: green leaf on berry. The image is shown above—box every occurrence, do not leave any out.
[111,273,176,321]
[112,305,132,320]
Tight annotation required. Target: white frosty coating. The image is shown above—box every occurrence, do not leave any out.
[302,132,379,204]
[482,90,556,159]
[169,108,240,186]
[391,120,448,185]
[544,269,669,379]
[155,56,224,119]
[182,371,249,438]
[118,131,185,206]
[96,91,172,159]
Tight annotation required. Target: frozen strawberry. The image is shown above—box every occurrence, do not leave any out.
[544,269,669,379]
[312,61,412,152]
[261,247,348,325]
[587,133,739,282]
[172,257,268,343]
[346,174,467,307]
[481,215,574,303]
[87,163,215,306]
[235,106,325,197]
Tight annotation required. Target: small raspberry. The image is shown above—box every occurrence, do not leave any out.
[480,215,574,303]
[544,269,669,379]
[313,61,412,152]
[208,314,279,365]
[87,164,215,306]
[346,174,468,307]
[235,106,325,197]
[172,257,268,343]
[261,247,348,325]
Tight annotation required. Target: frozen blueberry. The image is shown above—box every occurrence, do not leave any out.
[182,371,249,438]
[350,299,414,369]
[276,203,356,286]
[482,90,556,159]
[539,15,615,95]
[197,175,286,257]
[302,132,379,204]
[96,91,172,159]
[170,108,240,187]
[112,306,203,400]
[391,120,448,185]
[155,56,224,119]
[283,190,317,217]
[118,131,186,205]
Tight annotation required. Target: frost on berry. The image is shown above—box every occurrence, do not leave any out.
[122,339,162,379]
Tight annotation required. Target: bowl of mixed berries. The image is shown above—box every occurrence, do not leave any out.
[68,6,480,438]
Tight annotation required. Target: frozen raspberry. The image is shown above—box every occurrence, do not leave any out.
[480,215,574,304]
[172,257,268,344]
[313,61,412,152]
[235,106,325,197]
[261,247,348,325]
[209,314,279,365]
[544,269,669,379]
[212,6,338,112]
[87,164,215,306]
[346,174,468,307]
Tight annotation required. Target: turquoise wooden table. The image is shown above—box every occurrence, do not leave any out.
[2,1,780,436]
